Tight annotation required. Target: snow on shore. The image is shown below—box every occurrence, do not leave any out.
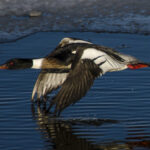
[0,0,150,42]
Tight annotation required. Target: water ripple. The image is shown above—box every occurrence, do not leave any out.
[0,32,150,150]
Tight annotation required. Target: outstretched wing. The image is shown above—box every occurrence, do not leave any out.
[50,59,103,116]
[32,70,69,101]
[32,38,92,101]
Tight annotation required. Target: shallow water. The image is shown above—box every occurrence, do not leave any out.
[0,32,150,150]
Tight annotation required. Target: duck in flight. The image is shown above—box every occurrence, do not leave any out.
[0,37,149,116]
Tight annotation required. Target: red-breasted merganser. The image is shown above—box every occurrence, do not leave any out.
[0,37,149,116]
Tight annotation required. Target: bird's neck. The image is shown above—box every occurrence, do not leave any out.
[32,58,71,69]
[32,58,44,69]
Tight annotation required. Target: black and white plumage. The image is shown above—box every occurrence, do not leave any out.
[0,37,149,116]
[32,38,92,101]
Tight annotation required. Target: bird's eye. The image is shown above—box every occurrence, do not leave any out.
[9,62,14,65]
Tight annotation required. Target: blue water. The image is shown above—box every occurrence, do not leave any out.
[0,32,150,150]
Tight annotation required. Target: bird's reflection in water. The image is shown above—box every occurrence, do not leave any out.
[126,123,150,150]
[31,105,150,150]
[31,104,133,150]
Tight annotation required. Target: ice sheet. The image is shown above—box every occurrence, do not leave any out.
[0,0,150,42]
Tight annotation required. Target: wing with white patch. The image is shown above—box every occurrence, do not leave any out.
[46,37,92,58]
[32,70,68,101]
[49,59,102,116]
[81,48,128,73]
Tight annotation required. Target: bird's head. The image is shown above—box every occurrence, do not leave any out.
[0,58,32,70]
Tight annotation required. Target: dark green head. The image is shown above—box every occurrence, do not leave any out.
[0,58,32,69]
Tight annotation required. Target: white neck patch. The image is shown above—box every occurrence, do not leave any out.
[32,58,44,69]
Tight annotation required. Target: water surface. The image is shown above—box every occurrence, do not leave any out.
[0,32,150,150]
